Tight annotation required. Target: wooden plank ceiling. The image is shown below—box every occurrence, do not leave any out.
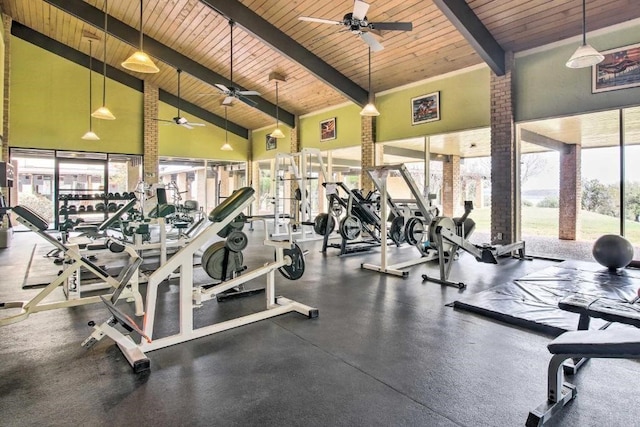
[1,0,638,134]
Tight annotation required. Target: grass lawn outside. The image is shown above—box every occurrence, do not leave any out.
[468,206,640,244]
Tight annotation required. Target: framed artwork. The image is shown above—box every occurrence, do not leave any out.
[592,43,640,93]
[411,92,440,125]
[320,117,336,142]
[266,134,277,151]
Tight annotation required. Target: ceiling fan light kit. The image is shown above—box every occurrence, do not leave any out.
[566,0,604,68]
[122,0,160,73]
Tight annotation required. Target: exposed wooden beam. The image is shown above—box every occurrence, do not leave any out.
[521,129,571,153]
[432,0,505,76]
[12,22,248,138]
[199,0,369,106]
[41,0,294,127]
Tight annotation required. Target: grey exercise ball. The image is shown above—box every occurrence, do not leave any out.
[592,234,634,270]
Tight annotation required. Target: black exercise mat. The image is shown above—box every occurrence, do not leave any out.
[452,260,640,336]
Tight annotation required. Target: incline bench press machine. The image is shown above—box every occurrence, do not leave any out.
[0,205,143,326]
[83,187,318,373]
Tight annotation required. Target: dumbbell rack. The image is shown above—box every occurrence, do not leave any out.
[56,190,136,230]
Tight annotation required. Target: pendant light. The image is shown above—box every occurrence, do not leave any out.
[269,72,286,139]
[221,106,233,151]
[360,47,380,116]
[92,0,115,120]
[82,40,100,141]
[121,0,159,73]
[565,0,604,69]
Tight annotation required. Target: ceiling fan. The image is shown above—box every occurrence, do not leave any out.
[214,20,261,107]
[299,0,412,51]
[156,69,205,129]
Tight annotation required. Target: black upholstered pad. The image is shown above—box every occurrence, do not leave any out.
[549,329,640,355]
[13,205,49,231]
[208,187,255,223]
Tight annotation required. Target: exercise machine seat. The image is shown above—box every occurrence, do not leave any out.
[13,205,48,231]
[548,329,640,356]
[149,204,176,219]
[208,187,255,223]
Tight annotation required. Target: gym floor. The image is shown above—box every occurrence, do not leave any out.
[0,228,638,426]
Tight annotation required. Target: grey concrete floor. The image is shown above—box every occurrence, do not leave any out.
[1,227,639,426]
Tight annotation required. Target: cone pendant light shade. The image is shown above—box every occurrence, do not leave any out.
[360,48,380,116]
[221,106,233,151]
[565,0,604,68]
[271,79,285,138]
[122,0,159,73]
[93,0,115,120]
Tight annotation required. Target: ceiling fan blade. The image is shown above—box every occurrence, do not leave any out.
[352,0,370,21]
[299,16,342,25]
[189,123,206,127]
[215,83,230,93]
[222,96,235,106]
[181,123,194,130]
[153,118,174,123]
[238,90,261,96]
[369,22,413,31]
[360,32,384,52]
[238,94,258,107]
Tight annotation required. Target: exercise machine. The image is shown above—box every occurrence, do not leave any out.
[83,187,318,373]
[0,205,143,326]
[421,201,527,289]
[527,290,640,426]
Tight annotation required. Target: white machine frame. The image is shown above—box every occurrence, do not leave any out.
[84,188,318,372]
[1,206,144,326]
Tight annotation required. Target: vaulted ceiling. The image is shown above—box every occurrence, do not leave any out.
[2,0,639,135]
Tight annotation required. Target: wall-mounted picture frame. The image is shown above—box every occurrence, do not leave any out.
[411,92,440,125]
[320,117,336,142]
[266,134,277,151]
[592,43,640,93]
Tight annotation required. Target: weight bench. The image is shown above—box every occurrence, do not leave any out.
[0,205,144,326]
[526,328,640,426]
[83,186,318,373]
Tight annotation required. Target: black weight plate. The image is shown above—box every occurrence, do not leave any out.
[202,241,244,280]
[390,216,406,244]
[405,217,425,245]
[313,213,334,235]
[339,215,361,241]
[278,243,305,280]
[225,230,248,252]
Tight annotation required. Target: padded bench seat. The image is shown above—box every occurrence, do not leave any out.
[13,205,48,231]
[559,294,640,328]
[548,328,640,356]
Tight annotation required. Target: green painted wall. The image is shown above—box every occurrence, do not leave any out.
[11,37,144,154]
[252,125,292,160]
[0,14,5,144]
[516,25,640,122]
[299,103,361,150]
[158,101,248,160]
[376,67,490,142]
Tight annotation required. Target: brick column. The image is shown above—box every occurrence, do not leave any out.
[490,51,518,245]
[2,14,11,163]
[559,144,581,240]
[442,155,461,217]
[143,82,159,184]
[361,115,376,193]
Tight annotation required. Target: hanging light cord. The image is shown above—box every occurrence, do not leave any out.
[581,0,587,45]
[275,81,280,127]
[368,47,372,102]
[102,0,108,106]
[88,40,93,130]
[229,20,234,84]
[224,106,229,142]
[139,0,144,51]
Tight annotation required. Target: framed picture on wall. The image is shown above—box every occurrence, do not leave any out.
[592,43,640,93]
[320,117,336,142]
[266,134,277,151]
[411,92,440,125]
